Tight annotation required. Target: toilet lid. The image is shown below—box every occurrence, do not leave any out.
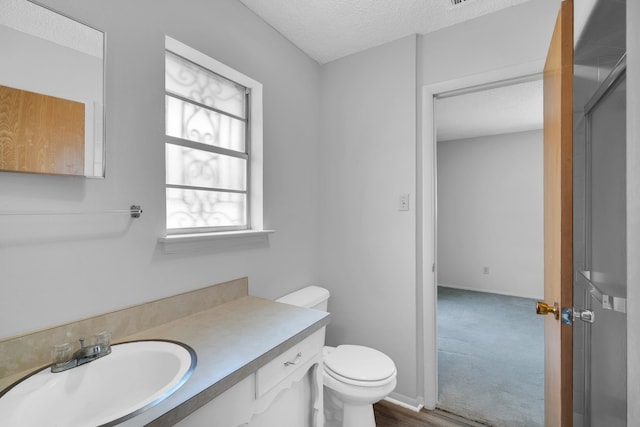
[324,345,396,383]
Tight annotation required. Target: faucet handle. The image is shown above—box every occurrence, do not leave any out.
[51,342,72,365]
[50,342,77,373]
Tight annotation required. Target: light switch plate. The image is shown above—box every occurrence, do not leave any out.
[399,194,409,211]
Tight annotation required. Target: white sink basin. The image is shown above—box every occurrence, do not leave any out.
[0,340,196,427]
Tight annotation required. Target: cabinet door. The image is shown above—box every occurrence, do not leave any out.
[174,375,254,427]
[249,370,313,427]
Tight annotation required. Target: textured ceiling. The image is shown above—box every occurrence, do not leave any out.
[238,0,532,64]
[0,0,102,58]
[436,79,543,142]
[238,0,544,139]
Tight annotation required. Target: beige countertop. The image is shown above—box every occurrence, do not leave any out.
[2,295,330,427]
[121,295,330,426]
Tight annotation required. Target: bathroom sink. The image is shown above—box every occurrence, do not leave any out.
[0,340,197,427]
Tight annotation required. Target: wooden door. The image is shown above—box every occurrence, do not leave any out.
[541,0,573,425]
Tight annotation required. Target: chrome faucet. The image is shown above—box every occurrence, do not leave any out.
[75,337,109,364]
[51,333,112,373]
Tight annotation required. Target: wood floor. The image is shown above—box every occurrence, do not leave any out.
[373,400,490,427]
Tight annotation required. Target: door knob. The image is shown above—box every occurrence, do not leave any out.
[536,301,559,319]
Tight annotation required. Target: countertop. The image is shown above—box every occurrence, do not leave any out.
[103,296,329,426]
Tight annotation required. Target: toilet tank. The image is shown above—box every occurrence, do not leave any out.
[276,286,330,311]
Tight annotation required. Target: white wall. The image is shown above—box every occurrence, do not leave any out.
[318,35,418,401]
[420,0,560,86]
[0,0,321,339]
[437,130,544,299]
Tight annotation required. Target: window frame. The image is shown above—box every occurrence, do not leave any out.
[164,36,264,237]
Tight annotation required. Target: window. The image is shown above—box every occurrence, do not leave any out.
[164,37,263,236]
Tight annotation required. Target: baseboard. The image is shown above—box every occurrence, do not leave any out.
[384,393,424,412]
[437,283,542,301]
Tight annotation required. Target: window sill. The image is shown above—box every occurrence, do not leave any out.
[159,229,274,253]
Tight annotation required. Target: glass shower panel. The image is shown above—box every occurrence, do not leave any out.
[588,76,627,296]
[582,71,626,427]
[588,295,626,426]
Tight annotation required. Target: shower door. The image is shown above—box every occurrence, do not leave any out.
[574,58,627,427]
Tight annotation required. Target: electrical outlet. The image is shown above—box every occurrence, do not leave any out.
[483,266,490,275]
[399,194,410,211]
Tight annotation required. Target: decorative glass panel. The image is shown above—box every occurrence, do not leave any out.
[165,43,254,233]
[165,51,245,119]
[166,144,246,191]
[166,188,246,230]
[166,96,245,152]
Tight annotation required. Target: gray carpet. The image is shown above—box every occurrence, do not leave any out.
[437,286,544,427]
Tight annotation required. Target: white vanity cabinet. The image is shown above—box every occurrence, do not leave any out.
[175,328,325,427]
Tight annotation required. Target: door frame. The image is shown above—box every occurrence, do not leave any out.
[419,59,546,409]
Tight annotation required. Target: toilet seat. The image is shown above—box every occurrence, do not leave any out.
[324,345,396,387]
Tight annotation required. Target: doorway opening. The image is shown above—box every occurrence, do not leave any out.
[432,77,545,426]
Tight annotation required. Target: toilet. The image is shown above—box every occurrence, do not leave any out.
[276,286,397,427]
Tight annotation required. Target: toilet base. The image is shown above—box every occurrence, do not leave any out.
[342,402,376,427]
[324,387,378,427]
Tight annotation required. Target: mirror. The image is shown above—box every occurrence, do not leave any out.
[0,0,105,178]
